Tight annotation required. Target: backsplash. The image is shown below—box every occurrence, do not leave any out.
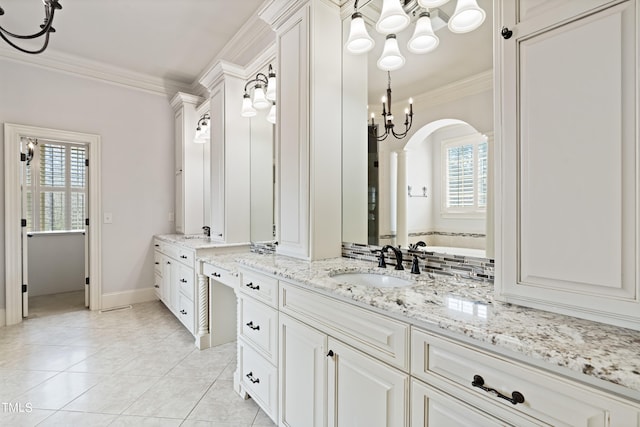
[342,242,494,282]
[250,241,277,254]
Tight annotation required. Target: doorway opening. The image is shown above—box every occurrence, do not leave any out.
[4,123,102,326]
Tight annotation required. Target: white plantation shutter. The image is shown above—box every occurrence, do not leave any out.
[443,135,488,215]
[26,141,87,232]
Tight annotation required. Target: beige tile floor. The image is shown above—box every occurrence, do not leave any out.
[0,291,275,427]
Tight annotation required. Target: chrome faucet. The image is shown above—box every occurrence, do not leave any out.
[381,245,404,271]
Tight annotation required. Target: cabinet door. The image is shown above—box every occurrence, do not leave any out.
[411,379,513,427]
[496,0,640,329]
[162,257,174,310]
[209,85,225,242]
[279,314,326,427]
[327,337,408,427]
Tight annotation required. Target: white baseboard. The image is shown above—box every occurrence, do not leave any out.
[101,287,157,310]
[0,308,6,327]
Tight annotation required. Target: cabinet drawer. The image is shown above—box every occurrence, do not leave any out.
[239,338,278,420]
[239,295,278,365]
[154,251,162,275]
[176,248,194,267]
[176,264,194,300]
[240,269,278,308]
[154,272,162,300]
[177,292,194,334]
[411,328,639,426]
[202,262,239,289]
[280,282,409,371]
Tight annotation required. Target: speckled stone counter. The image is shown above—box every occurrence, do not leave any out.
[200,251,640,400]
[155,234,250,251]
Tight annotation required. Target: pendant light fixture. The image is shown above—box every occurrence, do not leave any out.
[345,4,375,54]
[345,0,486,71]
[448,0,486,33]
[0,0,62,54]
[376,0,410,34]
[241,65,277,124]
[370,72,414,141]
[377,34,405,71]
[407,11,439,54]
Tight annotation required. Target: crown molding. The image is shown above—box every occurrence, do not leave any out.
[170,92,204,112]
[244,45,277,78]
[259,0,340,29]
[193,12,274,92]
[0,46,191,97]
[199,60,247,91]
[409,69,493,109]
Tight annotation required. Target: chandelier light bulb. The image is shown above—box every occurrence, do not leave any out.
[448,0,486,33]
[377,34,405,71]
[241,94,257,117]
[376,0,410,34]
[266,103,276,124]
[345,12,375,54]
[252,84,270,110]
[417,0,450,7]
[408,12,439,54]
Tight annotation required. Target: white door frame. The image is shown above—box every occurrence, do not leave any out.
[4,123,102,325]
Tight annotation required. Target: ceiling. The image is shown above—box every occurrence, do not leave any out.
[0,0,491,99]
[0,0,267,87]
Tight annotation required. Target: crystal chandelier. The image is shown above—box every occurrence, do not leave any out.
[0,0,63,54]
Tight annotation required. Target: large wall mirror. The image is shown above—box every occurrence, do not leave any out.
[342,0,494,258]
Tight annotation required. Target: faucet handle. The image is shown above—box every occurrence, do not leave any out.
[378,251,387,268]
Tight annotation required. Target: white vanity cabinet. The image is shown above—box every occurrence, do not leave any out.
[170,92,205,236]
[279,280,410,426]
[411,327,640,426]
[154,239,197,334]
[237,268,279,421]
[495,0,640,330]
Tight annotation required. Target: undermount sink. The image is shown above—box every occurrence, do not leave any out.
[331,272,414,288]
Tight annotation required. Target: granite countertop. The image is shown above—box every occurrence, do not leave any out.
[155,234,250,251]
[201,252,640,399]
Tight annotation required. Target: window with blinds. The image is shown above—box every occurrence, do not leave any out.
[442,134,487,216]
[24,141,87,232]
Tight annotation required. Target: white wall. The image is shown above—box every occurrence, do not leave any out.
[27,233,84,297]
[0,58,175,309]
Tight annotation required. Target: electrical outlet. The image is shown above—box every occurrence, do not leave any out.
[103,212,113,224]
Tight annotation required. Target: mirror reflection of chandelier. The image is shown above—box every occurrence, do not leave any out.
[345,0,486,71]
[370,71,413,141]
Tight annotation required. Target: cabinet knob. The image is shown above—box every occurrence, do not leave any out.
[180,309,187,315]
[180,255,187,259]
[180,278,187,283]
[327,350,334,358]
[501,26,513,39]
[471,375,524,405]
[212,272,221,278]
[154,285,159,288]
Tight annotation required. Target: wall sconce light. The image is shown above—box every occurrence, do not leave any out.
[193,113,210,144]
[0,0,63,54]
[22,137,38,165]
[241,64,277,124]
